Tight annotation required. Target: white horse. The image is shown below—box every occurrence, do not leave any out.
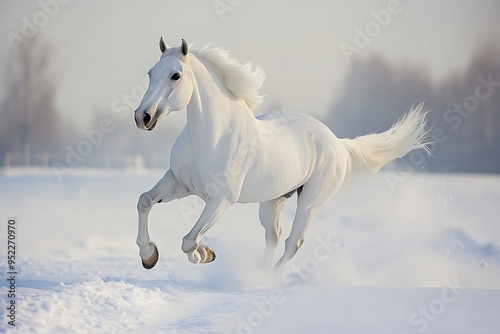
[134,38,430,270]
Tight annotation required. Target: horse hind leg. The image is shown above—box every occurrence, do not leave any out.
[259,197,288,269]
[274,179,334,269]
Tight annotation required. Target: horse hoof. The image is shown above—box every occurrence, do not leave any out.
[203,246,216,263]
[142,245,159,269]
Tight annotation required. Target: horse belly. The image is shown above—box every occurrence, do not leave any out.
[237,135,312,203]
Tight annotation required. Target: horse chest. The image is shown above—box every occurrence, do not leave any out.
[171,141,235,199]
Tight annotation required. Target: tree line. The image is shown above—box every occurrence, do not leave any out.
[325,44,500,173]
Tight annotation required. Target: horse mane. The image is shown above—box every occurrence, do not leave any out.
[191,45,265,110]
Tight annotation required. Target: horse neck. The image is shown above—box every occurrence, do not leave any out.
[186,56,256,147]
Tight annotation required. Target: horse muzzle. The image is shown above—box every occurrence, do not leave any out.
[134,109,158,131]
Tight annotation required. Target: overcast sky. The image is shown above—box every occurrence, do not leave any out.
[1,0,499,126]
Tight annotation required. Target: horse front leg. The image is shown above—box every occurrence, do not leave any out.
[137,169,189,269]
[181,198,231,264]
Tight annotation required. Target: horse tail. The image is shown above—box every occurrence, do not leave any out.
[340,103,431,177]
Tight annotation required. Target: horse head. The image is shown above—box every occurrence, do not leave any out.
[134,38,193,131]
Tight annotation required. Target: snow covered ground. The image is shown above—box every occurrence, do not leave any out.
[1,168,499,333]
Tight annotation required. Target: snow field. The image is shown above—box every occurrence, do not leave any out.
[1,169,499,333]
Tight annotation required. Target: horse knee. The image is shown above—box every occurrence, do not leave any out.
[137,192,153,211]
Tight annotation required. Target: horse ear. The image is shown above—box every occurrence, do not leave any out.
[180,38,188,56]
[159,37,168,53]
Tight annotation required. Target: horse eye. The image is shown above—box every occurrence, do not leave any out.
[171,73,181,81]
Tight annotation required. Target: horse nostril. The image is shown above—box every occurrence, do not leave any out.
[143,113,151,125]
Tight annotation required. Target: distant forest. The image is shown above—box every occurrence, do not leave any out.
[1,38,499,173]
[325,45,500,173]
